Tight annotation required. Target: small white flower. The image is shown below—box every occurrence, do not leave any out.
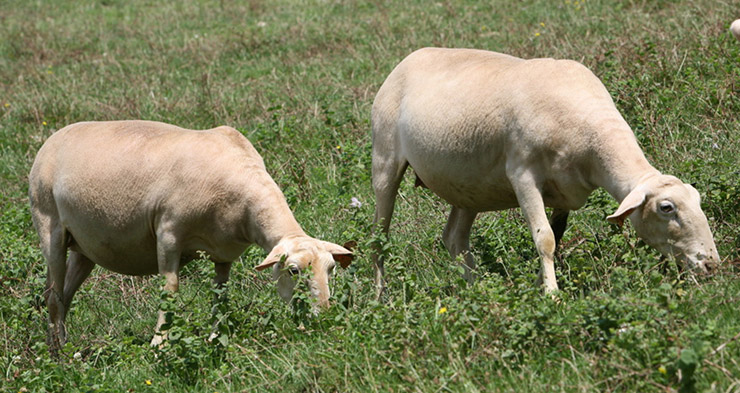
[712,143,719,149]
[257,21,267,27]
[350,197,362,208]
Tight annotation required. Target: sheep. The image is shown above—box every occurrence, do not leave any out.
[371,48,720,297]
[731,20,740,41]
[29,120,353,349]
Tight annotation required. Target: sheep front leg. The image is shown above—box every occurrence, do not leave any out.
[510,172,559,294]
[442,206,478,283]
[151,231,181,347]
[549,209,570,249]
[213,262,231,290]
[208,262,232,343]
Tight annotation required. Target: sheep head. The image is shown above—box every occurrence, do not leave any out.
[607,175,719,273]
[256,236,353,309]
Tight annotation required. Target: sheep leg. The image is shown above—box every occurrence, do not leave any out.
[209,262,232,343]
[533,209,569,287]
[371,153,408,299]
[511,173,559,294]
[62,251,95,310]
[151,231,181,347]
[442,206,478,283]
[213,261,232,289]
[549,209,570,248]
[42,224,69,353]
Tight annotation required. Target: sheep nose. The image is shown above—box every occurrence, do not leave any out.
[314,291,331,309]
[697,249,720,274]
[311,299,330,315]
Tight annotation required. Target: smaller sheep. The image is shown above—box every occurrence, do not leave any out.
[29,121,353,349]
[731,20,740,41]
[371,48,720,297]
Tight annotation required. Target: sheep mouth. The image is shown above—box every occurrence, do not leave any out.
[680,254,717,275]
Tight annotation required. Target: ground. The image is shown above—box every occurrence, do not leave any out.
[1,0,739,391]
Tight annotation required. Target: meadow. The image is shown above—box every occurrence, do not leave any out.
[1,0,739,391]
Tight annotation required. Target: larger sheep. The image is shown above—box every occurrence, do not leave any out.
[29,120,353,349]
[371,48,719,296]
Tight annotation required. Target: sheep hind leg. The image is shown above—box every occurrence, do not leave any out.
[442,206,478,284]
[62,251,95,310]
[371,154,408,299]
[43,224,69,354]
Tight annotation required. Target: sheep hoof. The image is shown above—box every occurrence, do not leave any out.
[150,333,167,348]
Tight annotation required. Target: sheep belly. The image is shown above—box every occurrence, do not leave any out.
[61,211,161,275]
[411,164,518,211]
[411,162,588,212]
[406,143,592,212]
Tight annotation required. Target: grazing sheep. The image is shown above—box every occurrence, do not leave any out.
[29,120,353,349]
[731,20,740,41]
[371,48,719,296]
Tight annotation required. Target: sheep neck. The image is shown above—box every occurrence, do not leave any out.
[590,126,661,204]
[241,184,307,252]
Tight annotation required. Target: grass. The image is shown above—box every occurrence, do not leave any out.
[2,0,739,391]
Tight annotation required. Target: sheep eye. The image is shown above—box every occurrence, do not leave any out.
[288,266,300,276]
[659,201,675,214]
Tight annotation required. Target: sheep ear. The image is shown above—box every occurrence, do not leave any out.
[607,188,646,227]
[323,241,354,269]
[684,183,701,201]
[256,245,286,271]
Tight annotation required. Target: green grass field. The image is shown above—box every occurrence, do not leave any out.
[2,0,739,391]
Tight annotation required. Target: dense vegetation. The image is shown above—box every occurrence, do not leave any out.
[1,0,739,391]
